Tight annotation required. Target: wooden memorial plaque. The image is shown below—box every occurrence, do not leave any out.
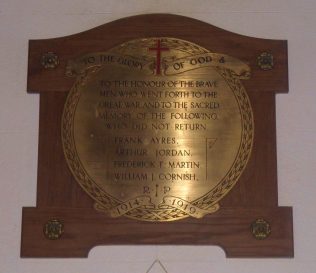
[21,14,293,258]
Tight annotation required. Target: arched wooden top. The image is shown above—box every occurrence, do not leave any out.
[27,14,288,94]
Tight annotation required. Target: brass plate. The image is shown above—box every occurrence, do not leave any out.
[62,38,254,222]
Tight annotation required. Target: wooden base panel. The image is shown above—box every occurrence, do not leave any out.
[21,207,293,258]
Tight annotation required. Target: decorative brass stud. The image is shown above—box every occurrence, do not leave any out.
[43,219,64,240]
[41,52,59,69]
[251,218,271,240]
[257,52,274,70]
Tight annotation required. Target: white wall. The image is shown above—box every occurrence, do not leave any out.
[1,1,316,272]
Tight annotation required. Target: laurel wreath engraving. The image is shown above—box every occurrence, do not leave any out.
[62,38,254,221]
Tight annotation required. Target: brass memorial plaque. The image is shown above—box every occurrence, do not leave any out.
[22,14,293,258]
[62,37,254,222]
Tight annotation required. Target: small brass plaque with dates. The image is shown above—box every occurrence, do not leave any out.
[62,37,254,222]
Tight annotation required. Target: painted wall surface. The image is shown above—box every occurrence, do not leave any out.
[1,1,316,272]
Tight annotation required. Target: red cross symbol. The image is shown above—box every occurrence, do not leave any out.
[148,39,169,75]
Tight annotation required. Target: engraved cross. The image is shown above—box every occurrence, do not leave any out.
[148,39,169,75]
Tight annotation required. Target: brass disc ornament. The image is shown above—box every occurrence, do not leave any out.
[62,38,254,222]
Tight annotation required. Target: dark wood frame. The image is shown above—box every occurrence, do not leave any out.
[21,14,293,258]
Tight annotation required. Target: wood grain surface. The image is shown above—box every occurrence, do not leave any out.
[21,14,293,258]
